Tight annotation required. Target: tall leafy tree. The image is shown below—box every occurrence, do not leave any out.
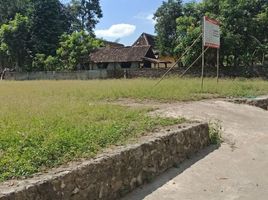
[0,14,30,71]
[0,43,11,72]
[68,0,102,34]
[161,0,268,67]
[154,0,183,56]
[218,0,268,66]
[175,16,202,66]
[30,0,71,56]
[0,0,31,25]
[56,31,102,70]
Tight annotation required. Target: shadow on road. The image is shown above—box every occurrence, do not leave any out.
[121,144,220,200]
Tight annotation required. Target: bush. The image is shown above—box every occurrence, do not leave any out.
[32,54,61,71]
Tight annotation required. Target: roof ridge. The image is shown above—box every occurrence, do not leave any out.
[142,32,156,37]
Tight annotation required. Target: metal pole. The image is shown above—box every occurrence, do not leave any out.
[201,17,205,91]
[180,47,209,78]
[153,33,202,88]
[217,48,220,83]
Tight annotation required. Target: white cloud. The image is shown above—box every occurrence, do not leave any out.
[95,24,136,38]
[146,14,156,25]
[135,13,156,25]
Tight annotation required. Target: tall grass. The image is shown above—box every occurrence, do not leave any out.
[0,78,268,181]
[1,78,268,102]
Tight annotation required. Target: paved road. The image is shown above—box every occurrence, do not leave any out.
[122,100,268,200]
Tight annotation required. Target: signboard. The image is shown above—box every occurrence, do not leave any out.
[203,16,220,48]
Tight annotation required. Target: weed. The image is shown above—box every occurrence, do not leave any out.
[209,122,222,145]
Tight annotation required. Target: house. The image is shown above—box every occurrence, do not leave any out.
[89,46,162,70]
[100,40,124,48]
[89,33,171,70]
[132,32,159,56]
[133,33,174,68]
[133,33,156,48]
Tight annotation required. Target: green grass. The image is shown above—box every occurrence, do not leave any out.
[209,122,222,145]
[0,103,181,181]
[1,77,268,181]
[2,77,268,102]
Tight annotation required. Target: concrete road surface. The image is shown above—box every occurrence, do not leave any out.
[122,100,268,200]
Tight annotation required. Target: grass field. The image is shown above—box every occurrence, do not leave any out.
[1,77,268,181]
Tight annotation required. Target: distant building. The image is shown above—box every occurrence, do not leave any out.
[133,33,159,56]
[89,33,171,70]
[132,33,174,68]
[100,40,124,48]
[133,33,156,48]
[89,46,161,70]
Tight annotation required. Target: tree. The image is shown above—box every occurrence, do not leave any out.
[68,0,102,34]
[156,0,268,68]
[175,16,202,66]
[32,54,46,71]
[30,0,71,56]
[201,0,268,66]
[32,54,61,71]
[0,43,11,72]
[0,14,30,71]
[56,31,102,70]
[154,0,183,56]
[252,4,268,64]
[0,0,31,25]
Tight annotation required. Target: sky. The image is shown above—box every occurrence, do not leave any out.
[62,0,199,45]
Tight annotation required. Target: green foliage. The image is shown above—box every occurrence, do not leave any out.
[209,122,222,145]
[32,54,46,71]
[32,54,61,71]
[154,0,183,56]
[56,31,102,70]
[0,14,30,71]
[0,0,103,71]
[175,16,201,66]
[0,43,10,71]
[215,0,268,67]
[30,0,71,56]
[31,31,102,71]
[45,56,60,71]
[155,0,268,66]
[0,0,31,25]
[68,0,102,34]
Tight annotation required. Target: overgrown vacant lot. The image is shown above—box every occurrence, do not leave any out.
[1,78,268,182]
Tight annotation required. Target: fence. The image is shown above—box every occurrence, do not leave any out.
[4,70,109,80]
[3,65,268,81]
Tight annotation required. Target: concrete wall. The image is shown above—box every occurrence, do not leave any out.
[4,64,268,80]
[90,62,140,70]
[4,69,180,80]
[4,70,108,80]
[0,122,210,200]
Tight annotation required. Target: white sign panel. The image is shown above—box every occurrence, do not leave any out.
[203,16,220,48]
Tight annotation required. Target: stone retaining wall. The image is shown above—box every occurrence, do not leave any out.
[0,123,209,200]
[231,96,268,110]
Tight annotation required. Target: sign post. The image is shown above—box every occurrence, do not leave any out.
[202,16,220,89]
